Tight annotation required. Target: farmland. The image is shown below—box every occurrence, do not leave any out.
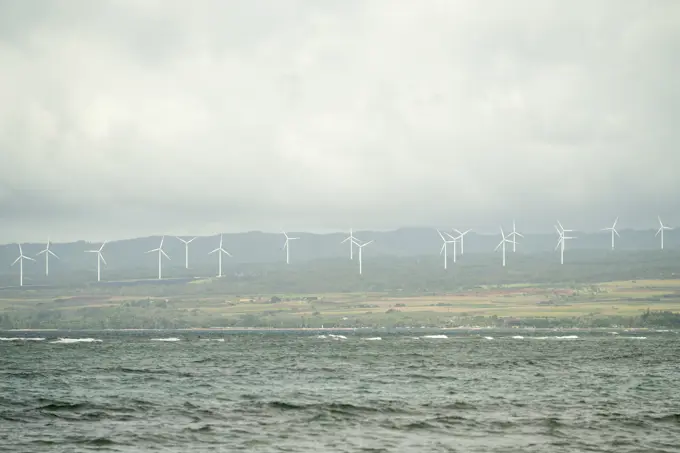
[2,279,680,330]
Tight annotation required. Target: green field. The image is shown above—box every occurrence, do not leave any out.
[1,279,680,329]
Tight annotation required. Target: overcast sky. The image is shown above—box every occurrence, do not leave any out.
[1,0,679,243]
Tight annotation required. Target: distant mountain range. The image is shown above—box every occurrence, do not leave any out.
[0,227,677,287]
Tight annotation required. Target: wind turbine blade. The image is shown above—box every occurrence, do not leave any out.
[658,216,663,226]
[655,227,662,236]
[440,243,445,255]
[557,220,564,231]
[11,256,20,266]
[49,250,59,259]
[25,256,35,261]
[437,230,445,241]
[340,236,351,244]
[146,249,159,254]
[100,254,107,265]
[209,248,219,254]
[36,249,47,256]
[443,232,457,241]
[614,229,620,237]
[554,238,563,251]
[515,232,524,238]
[554,225,562,235]
[362,240,374,247]
[175,236,187,244]
[613,217,618,228]
[99,241,107,251]
[223,249,233,257]
[494,240,503,251]
[187,237,197,243]
[161,250,170,259]
[160,236,165,247]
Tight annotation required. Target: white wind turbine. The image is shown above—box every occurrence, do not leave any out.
[453,229,471,255]
[437,230,456,269]
[507,220,524,252]
[209,234,232,277]
[494,227,512,267]
[555,221,576,264]
[656,216,672,250]
[282,232,299,265]
[352,238,373,275]
[146,236,170,280]
[601,217,620,250]
[36,237,59,276]
[11,244,35,287]
[340,228,356,260]
[175,236,197,269]
[86,241,107,282]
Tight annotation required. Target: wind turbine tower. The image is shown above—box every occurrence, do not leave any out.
[11,244,35,287]
[340,228,356,260]
[601,217,620,250]
[146,236,170,280]
[656,216,672,250]
[453,229,471,255]
[209,234,232,277]
[437,230,456,269]
[85,241,107,282]
[555,221,576,264]
[36,238,59,276]
[494,227,512,267]
[352,238,373,275]
[175,236,197,269]
[507,220,524,252]
[282,232,299,265]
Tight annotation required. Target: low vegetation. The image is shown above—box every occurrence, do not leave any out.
[1,279,680,330]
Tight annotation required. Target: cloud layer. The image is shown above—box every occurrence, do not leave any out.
[1,0,679,242]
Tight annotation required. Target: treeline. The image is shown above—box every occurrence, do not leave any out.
[1,250,679,295]
[2,307,679,330]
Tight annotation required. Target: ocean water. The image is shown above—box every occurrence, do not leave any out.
[1,330,679,452]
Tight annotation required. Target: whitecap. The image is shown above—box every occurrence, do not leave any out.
[511,335,524,339]
[328,334,347,340]
[150,338,181,342]
[0,337,45,341]
[421,335,448,339]
[199,338,225,342]
[532,335,579,340]
[484,336,494,340]
[364,337,382,341]
[50,338,102,344]
[620,336,647,339]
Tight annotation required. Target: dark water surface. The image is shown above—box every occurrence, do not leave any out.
[1,330,679,452]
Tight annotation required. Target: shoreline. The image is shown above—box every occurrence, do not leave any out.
[4,326,660,333]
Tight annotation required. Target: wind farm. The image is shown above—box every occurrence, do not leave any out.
[1,219,680,331]
[0,217,677,290]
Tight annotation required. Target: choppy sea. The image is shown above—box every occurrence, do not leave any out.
[1,329,678,452]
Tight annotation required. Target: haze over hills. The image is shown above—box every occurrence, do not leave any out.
[0,227,677,288]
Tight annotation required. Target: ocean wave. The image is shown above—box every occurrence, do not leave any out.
[421,335,447,339]
[150,338,181,342]
[531,335,579,340]
[0,337,45,341]
[620,336,647,339]
[511,335,524,339]
[484,336,494,340]
[363,337,382,341]
[50,338,102,344]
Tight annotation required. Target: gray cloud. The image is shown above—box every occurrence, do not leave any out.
[1,0,679,242]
